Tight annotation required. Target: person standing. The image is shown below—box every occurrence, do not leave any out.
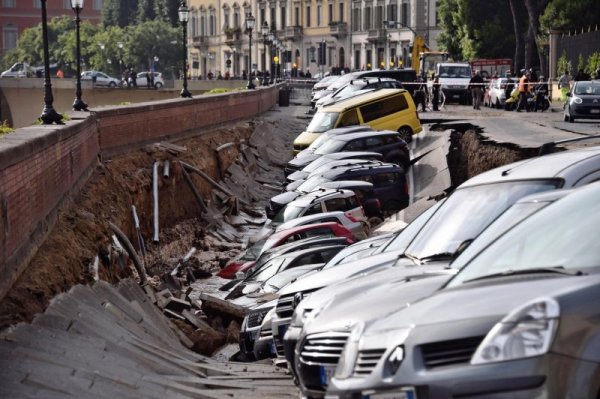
[414,76,428,112]
[469,70,484,109]
[504,72,515,102]
[432,75,441,111]
[130,68,137,88]
[516,70,530,112]
[558,70,572,107]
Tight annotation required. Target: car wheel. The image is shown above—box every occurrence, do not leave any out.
[108,81,117,88]
[496,99,501,109]
[367,216,383,228]
[398,126,413,143]
[569,115,575,123]
[154,82,163,89]
[563,113,569,122]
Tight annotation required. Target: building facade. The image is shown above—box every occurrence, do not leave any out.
[0,0,103,58]
[187,0,439,80]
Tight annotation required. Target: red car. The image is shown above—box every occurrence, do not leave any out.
[216,222,356,279]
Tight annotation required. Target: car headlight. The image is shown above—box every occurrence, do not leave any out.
[261,307,276,328]
[471,298,559,365]
[572,96,583,104]
[290,307,312,327]
[334,322,365,380]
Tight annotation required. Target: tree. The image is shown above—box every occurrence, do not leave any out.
[125,20,181,77]
[436,0,463,60]
[136,0,157,23]
[540,0,600,34]
[154,0,181,27]
[103,0,139,28]
[523,0,549,75]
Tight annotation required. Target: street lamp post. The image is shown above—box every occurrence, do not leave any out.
[261,21,269,86]
[268,32,275,84]
[39,0,63,124]
[245,13,256,89]
[117,41,124,77]
[71,0,88,111]
[178,1,192,98]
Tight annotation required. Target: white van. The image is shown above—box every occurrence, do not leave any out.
[434,62,472,104]
[0,62,30,78]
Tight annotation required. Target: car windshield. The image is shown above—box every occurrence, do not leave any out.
[448,184,600,287]
[295,176,330,192]
[450,201,552,270]
[438,66,472,78]
[244,238,267,260]
[246,258,286,282]
[375,200,445,254]
[574,82,600,95]
[405,180,559,260]
[306,112,340,133]
[314,138,346,155]
[335,82,366,97]
[272,204,305,224]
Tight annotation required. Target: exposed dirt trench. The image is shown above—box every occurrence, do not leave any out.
[0,117,538,347]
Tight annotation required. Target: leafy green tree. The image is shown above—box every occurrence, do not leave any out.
[154,0,181,27]
[557,51,572,76]
[124,20,181,77]
[540,0,600,33]
[586,52,600,76]
[436,0,463,60]
[136,0,157,23]
[103,0,139,28]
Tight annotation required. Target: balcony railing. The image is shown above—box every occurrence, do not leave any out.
[284,26,303,40]
[367,28,387,42]
[192,35,209,49]
[329,22,348,37]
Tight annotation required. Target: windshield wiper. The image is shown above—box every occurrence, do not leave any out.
[419,252,455,262]
[463,266,585,283]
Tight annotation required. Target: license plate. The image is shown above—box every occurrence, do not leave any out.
[320,366,335,386]
[269,342,277,354]
[452,94,460,99]
[590,109,600,114]
[362,387,417,399]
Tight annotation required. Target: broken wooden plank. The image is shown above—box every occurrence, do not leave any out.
[198,293,246,320]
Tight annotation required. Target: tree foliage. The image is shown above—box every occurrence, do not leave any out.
[540,0,600,33]
[103,0,139,28]
[1,17,180,78]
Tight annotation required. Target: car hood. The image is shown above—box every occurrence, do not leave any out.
[287,154,320,170]
[287,170,310,182]
[277,250,406,296]
[366,273,600,334]
[303,271,453,334]
[270,191,301,206]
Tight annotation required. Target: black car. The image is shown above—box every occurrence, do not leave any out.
[288,130,410,172]
[288,163,409,213]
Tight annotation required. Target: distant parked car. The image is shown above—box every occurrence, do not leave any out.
[0,62,30,78]
[564,80,600,123]
[484,77,510,108]
[81,70,120,87]
[136,71,165,89]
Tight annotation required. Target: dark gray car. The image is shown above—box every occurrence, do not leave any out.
[327,181,600,399]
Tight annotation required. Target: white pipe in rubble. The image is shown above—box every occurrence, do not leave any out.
[152,161,159,243]
[163,160,170,178]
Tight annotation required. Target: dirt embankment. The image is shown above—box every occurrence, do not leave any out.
[0,121,258,330]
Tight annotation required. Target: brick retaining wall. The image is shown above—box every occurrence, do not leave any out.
[0,86,279,301]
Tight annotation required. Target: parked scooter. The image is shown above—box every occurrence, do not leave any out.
[504,88,520,111]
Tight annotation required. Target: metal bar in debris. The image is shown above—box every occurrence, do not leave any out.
[108,221,147,284]
[131,205,147,256]
[179,161,250,206]
[170,247,197,277]
[181,167,208,212]
[152,161,160,243]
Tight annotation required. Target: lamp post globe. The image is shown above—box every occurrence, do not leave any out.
[245,13,256,89]
[178,1,192,98]
[261,21,269,86]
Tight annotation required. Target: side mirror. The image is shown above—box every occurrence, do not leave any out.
[566,92,572,97]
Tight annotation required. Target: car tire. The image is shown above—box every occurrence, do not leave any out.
[398,126,413,144]
[108,82,117,88]
[564,113,569,122]
[154,82,163,89]
[496,99,501,109]
[367,216,383,229]
[569,115,575,123]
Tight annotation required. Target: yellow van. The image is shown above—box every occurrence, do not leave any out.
[293,89,422,153]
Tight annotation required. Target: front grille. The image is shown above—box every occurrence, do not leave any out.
[299,331,350,366]
[276,294,295,318]
[247,310,267,328]
[353,348,386,376]
[420,336,484,369]
[259,327,272,339]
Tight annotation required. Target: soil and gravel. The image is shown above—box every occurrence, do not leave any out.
[0,103,534,355]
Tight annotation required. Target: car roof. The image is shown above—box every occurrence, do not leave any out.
[319,180,374,190]
[322,88,408,111]
[321,151,383,160]
[320,162,402,178]
[270,244,347,260]
[268,221,344,241]
[329,130,400,142]
[289,189,356,207]
[275,211,348,230]
[459,146,600,188]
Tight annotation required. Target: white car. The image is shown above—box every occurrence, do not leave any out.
[136,72,164,89]
[1,62,29,78]
[275,211,369,240]
[484,77,510,108]
[81,70,120,88]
